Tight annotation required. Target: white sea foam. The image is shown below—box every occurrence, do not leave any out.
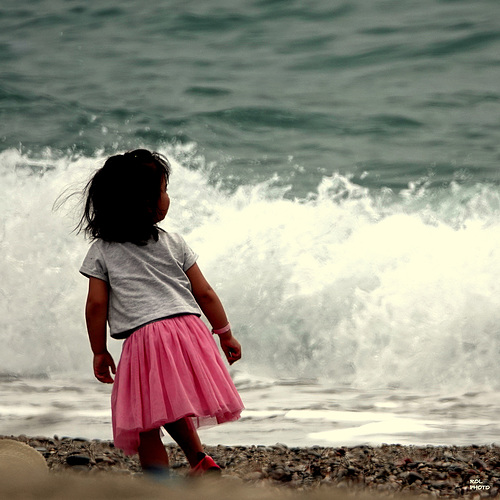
[1,147,500,394]
[309,417,435,446]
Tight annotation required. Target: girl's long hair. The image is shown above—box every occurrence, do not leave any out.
[77,149,171,245]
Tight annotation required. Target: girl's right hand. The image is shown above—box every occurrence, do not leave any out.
[93,351,116,383]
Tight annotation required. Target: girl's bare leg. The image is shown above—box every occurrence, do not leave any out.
[138,428,169,470]
[164,417,204,467]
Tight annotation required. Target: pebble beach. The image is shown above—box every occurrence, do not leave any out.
[1,435,498,499]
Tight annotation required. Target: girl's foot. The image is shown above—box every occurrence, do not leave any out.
[189,452,221,476]
[142,464,175,483]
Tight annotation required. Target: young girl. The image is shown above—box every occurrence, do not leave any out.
[78,149,244,476]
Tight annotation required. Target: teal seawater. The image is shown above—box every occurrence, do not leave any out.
[1,0,500,394]
[1,0,499,195]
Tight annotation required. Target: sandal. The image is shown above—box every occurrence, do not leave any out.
[189,452,221,476]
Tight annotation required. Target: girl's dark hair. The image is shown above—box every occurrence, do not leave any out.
[78,149,171,245]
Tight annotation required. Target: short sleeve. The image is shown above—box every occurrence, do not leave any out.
[79,242,109,282]
[182,238,198,272]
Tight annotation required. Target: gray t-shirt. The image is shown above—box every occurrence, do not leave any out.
[80,231,201,338]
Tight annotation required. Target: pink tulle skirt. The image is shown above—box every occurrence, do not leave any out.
[111,314,244,455]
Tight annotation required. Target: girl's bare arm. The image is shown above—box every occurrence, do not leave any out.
[85,277,116,383]
[186,263,241,364]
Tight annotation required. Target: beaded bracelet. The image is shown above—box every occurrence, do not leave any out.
[212,323,231,335]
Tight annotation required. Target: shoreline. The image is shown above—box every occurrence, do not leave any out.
[1,435,498,498]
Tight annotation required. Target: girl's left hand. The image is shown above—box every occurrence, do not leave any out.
[219,333,242,365]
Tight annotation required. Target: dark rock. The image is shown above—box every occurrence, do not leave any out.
[347,466,357,476]
[473,458,488,470]
[66,454,91,466]
[310,464,323,477]
[406,471,424,484]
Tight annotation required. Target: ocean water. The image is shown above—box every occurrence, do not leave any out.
[1,0,500,447]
